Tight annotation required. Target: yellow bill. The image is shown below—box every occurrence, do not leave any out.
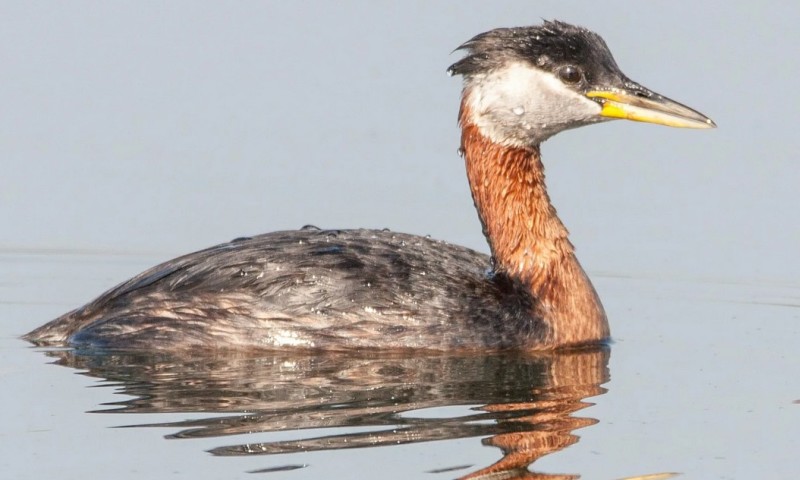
[586,90,716,129]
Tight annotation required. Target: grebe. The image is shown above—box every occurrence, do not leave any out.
[25,21,714,351]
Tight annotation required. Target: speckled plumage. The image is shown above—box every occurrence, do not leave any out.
[26,229,548,350]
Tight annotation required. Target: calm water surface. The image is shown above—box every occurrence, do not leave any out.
[3,2,799,479]
[3,251,797,479]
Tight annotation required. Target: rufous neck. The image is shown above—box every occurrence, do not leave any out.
[460,111,571,284]
[459,101,608,346]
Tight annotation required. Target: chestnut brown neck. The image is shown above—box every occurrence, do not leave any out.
[459,102,609,347]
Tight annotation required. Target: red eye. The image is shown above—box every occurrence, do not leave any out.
[557,65,582,85]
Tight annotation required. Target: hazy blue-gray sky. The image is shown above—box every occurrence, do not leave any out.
[2,1,798,283]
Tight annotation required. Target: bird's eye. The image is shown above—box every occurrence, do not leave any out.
[557,65,582,85]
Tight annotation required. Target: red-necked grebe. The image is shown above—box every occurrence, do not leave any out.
[24,21,715,351]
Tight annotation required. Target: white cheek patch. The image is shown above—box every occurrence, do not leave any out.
[465,62,603,146]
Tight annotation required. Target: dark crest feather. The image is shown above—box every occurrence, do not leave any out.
[448,20,615,77]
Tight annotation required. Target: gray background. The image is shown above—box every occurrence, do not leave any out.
[3,1,798,283]
[3,2,799,479]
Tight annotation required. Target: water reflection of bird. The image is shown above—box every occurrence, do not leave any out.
[25,20,714,351]
[45,348,610,478]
